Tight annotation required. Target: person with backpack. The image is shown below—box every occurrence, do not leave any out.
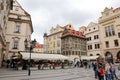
[110,63,118,80]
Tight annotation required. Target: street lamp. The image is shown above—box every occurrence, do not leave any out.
[24,39,36,76]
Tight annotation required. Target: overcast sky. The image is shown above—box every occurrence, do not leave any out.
[17,0,120,43]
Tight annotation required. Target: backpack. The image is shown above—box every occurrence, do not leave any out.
[110,66,115,73]
[110,66,112,72]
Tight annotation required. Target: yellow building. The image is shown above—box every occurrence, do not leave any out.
[5,0,33,59]
[0,0,13,67]
[44,24,74,54]
[99,7,120,62]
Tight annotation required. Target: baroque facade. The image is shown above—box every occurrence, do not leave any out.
[44,24,74,54]
[0,0,13,67]
[61,28,86,59]
[5,0,33,59]
[98,7,120,62]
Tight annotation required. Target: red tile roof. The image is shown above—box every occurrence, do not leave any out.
[113,7,120,12]
[35,43,44,48]
[62,29,85,39]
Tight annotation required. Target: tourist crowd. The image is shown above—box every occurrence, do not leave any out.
[92,61,119,80]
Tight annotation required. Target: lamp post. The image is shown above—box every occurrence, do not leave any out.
[24,39,36,76]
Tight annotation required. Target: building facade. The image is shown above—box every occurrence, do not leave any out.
[0,0,13,67]
[33,43,44,53]
[84,22,102,56]
[61,28,86,60]
[99,7,120,62]
[44,24,74,54]
[5,0,33,59]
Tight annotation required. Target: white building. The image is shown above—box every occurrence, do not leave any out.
[0,0,13,67]
[80,22,102,56]
[5,0,33,59]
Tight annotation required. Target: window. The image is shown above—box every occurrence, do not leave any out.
[94,35,99,40]
[106,13,109,16]
[53,42,55,48]
[54,35,56,39]
[105,25,115,37]
[15,7,19,11]
[87,37,92,41]
[95,44,100,49]
[118,32,120,38]
[88,45,92,50]
[15,23,20,33]
[114,40,119,47]
[17,16,21,19]
[96,35,99,39]
[94,36,96,39]
[90,45,92,49]
[90,54,93,56]
[57,40,60,47]
[10,0,13,10]
[105,41,109,48]
[105,27,109,37]
[13,40,18,49]
[108,27,111,36]
[1,2,4,10]
[111,25,115,35]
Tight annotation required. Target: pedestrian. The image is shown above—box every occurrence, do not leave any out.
[105,63,112,80]
[92,61,98,79]
[6,60,10,68]
[109,62,118,80]
[84,60,87,69]
[99,65,105,80]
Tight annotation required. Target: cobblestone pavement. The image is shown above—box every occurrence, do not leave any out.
[0,64,120,80]
[0,67,95,80]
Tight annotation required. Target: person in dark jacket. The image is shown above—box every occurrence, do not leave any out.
[93,61,98,79]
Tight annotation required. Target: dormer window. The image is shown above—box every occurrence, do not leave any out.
[106,13,109,16]
[69,25,71,28]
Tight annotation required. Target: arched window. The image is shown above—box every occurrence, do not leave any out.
[96,54,100,56]
[90,54,93,56]
[105,51,113,63]
[117,51,120,59]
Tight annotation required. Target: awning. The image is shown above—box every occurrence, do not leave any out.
[81,56,99,60]
[20,52,69,60]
